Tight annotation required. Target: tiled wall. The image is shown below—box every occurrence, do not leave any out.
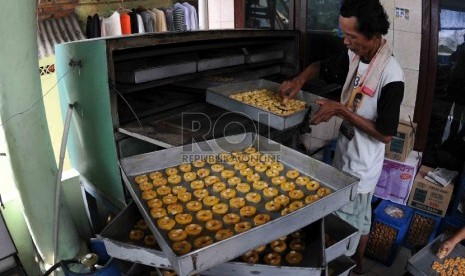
[207,0,235,29]
[382,0,422,122]
[303,0,422,152]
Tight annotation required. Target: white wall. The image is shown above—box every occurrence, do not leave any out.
[208,0,235,29]
[381,0,422,122]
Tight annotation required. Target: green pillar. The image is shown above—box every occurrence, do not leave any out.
[0,0,81,266]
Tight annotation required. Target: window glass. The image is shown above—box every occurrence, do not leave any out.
[423,4,465,171]
[245,0,290,29]
[307,0,341,35]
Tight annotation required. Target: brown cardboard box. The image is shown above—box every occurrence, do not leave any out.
[385,121,416,162]
[407,165,454,217]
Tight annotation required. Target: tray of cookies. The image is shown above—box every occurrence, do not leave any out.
[202,223,325,276]
[102,202,325,275]
[407,234,465,276]
[120,132,359,276]
[206,79,313,130]
[99,201,172,269]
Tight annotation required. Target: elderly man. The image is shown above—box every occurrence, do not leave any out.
[280,0,404,273]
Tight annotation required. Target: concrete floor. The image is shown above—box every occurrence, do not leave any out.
[351,246,411,276]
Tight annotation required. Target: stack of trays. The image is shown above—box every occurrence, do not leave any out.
[119,133,359,275]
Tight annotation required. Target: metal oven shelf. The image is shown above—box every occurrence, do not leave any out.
[119,133,359,275]
[101,202,325,275]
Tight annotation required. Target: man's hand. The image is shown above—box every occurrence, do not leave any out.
[310,99,345,125]
[279,78,304,101]
[437,240,457,259]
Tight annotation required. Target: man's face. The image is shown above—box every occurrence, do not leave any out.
[339,16,379,59]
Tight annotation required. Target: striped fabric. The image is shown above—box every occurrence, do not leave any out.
[173,7,186,32]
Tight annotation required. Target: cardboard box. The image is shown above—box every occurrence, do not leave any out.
[374,151,422,205]
[385,121,416,162]
[407,165,454,217]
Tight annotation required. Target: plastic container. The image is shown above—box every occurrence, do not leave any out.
[371,195,382,209]
[404,209,442,250]
[322,139,337,165]
[366,200,413,266]
[373,199,413,228]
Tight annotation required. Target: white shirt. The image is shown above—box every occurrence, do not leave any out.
[102,11,122,37]
[136,14,145,33]
[333,50,404,194]
[183,2,198,30]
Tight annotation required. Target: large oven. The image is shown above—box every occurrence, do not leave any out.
[56,30,357,275]
[56,30,300,217]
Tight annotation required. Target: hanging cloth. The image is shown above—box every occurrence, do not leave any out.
[92,13,101,37]
[174,3,190,30]
[148,10,158,32]
[152,8,168,32]
[183,2,198,30]
[86,15,93,38]
[129,10,139,34]
[120,13,132,34]
[173,7,186,31]
[102,11,122,37]
[136,13,145,33]
[140,11,154,32]
[161,8,175,32]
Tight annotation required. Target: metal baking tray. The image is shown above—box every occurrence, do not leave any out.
[245,50,284,64]
[202,219,325,276]
[327,255,356,276]
[115,61,197,84]
[120,132,359,276]
[206,79,310,130]
[99,202,172,269]
[258,65,282,78]
[407,234,465,276]
[101,201,324,276]
[198,54,245,72]
[325,214,358,263]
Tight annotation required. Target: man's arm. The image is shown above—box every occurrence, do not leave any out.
[279,61,321,100]
[438,227,465,258]
[310,81,404,144]
[310,99,393,143]
[279,50,350,100]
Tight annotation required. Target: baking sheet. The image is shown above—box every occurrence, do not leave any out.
[101,201,325,276]
[407,234,465,276]
[120,132,359,276]
[245,50,284,64]
[116,61,197,84]
[99,202,172,269]
[327,255,356,276]
[202,220,325,276]
[325,214,358,263]
[198,54,245,72]
[206,79,313,130]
